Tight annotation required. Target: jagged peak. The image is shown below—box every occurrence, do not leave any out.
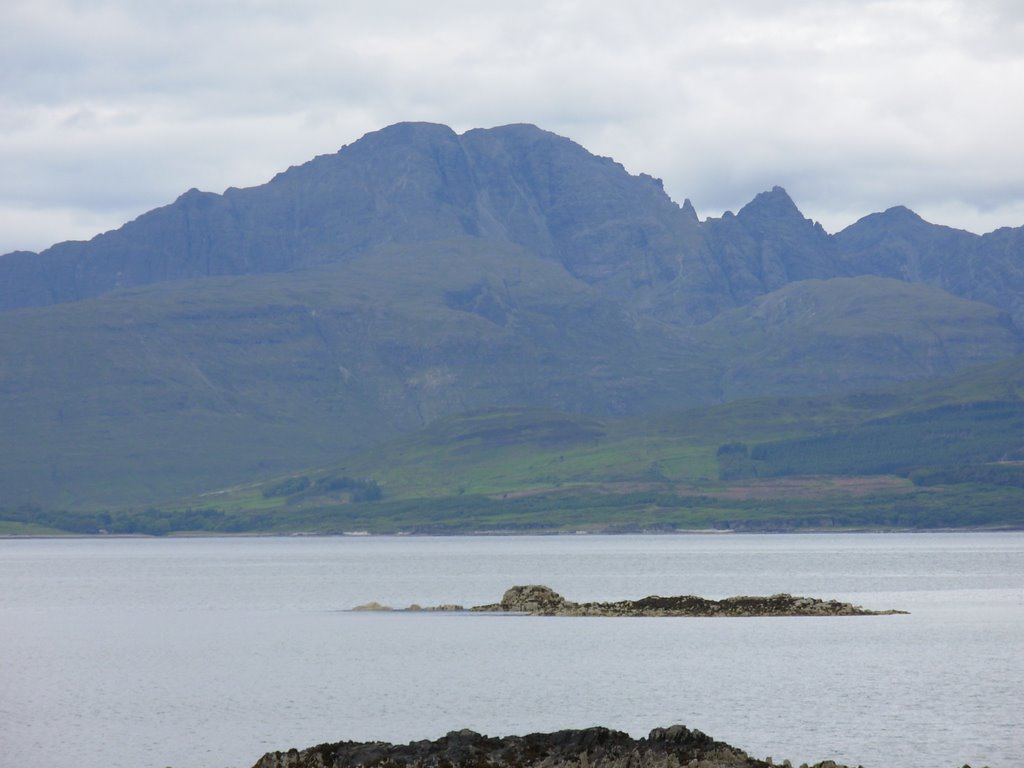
[464,122,550,139]
[366,121,459,141]
[880,205,925,223]
[175,187,212,201]
[840,205,928,234]
[461,123,593,158]
[328,121,462,159]
[681,198,699,222]
[737,185,805,222]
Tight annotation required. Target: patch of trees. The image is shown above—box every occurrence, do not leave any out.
[315,475,383,501]
[715,442,758,481]
[0,504,252,536]
[743,401,1024,478]
[262,474,382,502]
[910,463,1024,488]
[5,478,1024,535]
[262,476,312,498]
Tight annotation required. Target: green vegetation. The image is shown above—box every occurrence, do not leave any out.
[702,276,1024,401]
[6,354,1024,535]
[739,401,1024,477]
[8,480,1023,536]
[0,519,70,536]
[910,463,1024,488]
[4,124,1024,532]
[0,505,243,536]
[0,240,716,509]
[262,474,382,502]
[1,251,1020,512]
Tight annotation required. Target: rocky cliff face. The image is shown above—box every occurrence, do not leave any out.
[0,122,705,318]
[4,122,1023,329]
[251,725,851,768]
[833,206,1024,329]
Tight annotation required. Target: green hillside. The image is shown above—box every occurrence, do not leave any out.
[3,122,1024,520]
[9,355,1021,535]
[702,276,1023,398]
[3,263,1019,510]
[743,401,1024,477]
[0,239,716,508]
[219,356,1024,532]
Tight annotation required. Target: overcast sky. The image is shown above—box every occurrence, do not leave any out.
[3,0,1024,255]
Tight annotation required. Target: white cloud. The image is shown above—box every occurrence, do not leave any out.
[2,0,1023,252]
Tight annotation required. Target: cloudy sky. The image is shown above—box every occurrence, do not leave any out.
[3,0,1024,255]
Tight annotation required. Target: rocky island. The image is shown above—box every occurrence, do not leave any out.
[251,724,852,768]
[353,584,907,617]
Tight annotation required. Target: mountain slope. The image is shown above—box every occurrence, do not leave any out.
[3,262,1018,508]
[834,206,1024,327]
[2,121,1023,511]
[0,123,709,318]
[0,238,722,507]
[150,357,1024,535]
[698,275,1023,398]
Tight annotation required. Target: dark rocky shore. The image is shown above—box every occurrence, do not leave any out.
[251,724,850,768]
[354,585,907,617]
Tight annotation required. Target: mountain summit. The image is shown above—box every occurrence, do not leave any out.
[6,122,1022,328]
[3,122,1023,327]
[1,122,1022,507]
[0,123,700,315]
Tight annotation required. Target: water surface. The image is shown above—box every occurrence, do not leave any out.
[1,533,1021,768]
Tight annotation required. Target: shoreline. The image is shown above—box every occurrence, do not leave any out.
[3,525,1022,541]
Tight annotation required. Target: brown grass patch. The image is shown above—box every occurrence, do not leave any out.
[704,475,914,501]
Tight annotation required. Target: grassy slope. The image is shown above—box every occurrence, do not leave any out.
[0,521,69,536]
[2,263,1021,519]
[152,355,1024,533]
[701,276,1024,399]
[0,238,715,508]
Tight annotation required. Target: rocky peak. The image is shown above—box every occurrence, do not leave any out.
[737,185,805,225]
[352,120,461,150]
[498,584,571,614]
[463,122,561,147]
[878,204,926,224]
[701,185,837,299]
[836,206,931,241]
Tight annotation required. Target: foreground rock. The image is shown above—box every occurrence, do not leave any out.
[354,585,907,617]
[252,724,852,768]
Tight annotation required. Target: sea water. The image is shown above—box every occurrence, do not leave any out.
[1,533,1021,768]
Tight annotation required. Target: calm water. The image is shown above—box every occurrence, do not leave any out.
[1,533,1022,768]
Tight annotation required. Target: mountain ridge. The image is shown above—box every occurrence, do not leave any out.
[1,121,1023,510]
[5,121,1023,327]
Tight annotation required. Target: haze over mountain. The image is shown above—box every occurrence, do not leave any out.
[2,122,1022,508]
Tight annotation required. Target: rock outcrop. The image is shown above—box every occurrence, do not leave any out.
[473,585,906,617]
[354,585,907,617]
[251,724,852,768]
[483,584,571,614]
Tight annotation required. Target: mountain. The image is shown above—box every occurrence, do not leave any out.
[9,123,1022,327]
[0,123,704,318]
[700,275,1022,398]
[0,240,719,507]
[1,121,1023,509]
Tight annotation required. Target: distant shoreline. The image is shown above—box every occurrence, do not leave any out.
[3,526,1022,541]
